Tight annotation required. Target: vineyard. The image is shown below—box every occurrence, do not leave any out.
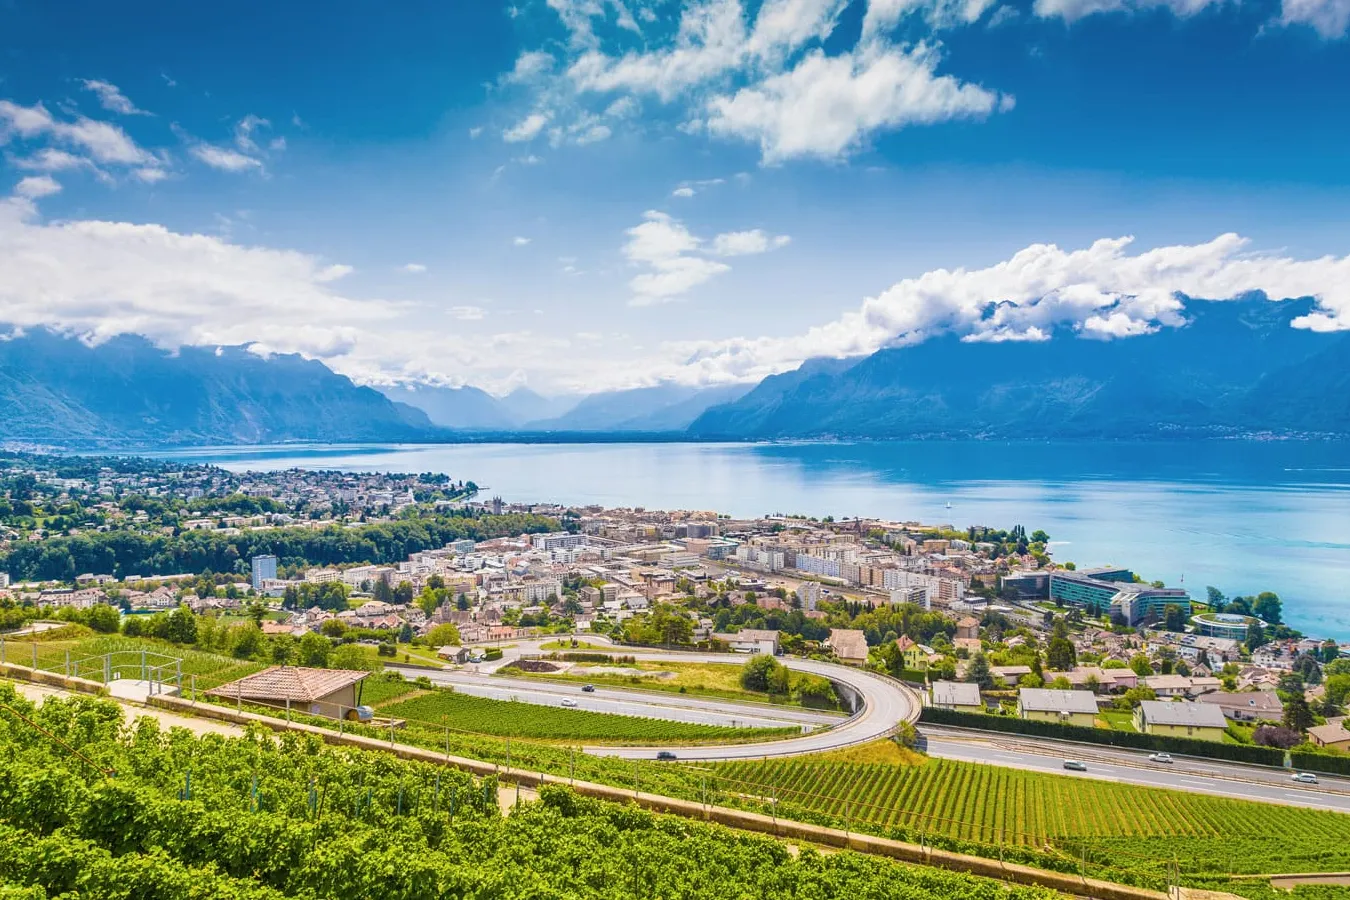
[712,757,1350,889]
[380,688,801,744]
[0,632,264,691]
[0,683,1062,900]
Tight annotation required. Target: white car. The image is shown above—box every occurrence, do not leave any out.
[1063,759,1087,772]
[1148,752,1174,764]
[560,698,579,708]
[1292,772,1319,784]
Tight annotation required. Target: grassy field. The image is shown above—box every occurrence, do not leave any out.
[380,689,801,745]
[503,658,829,708]
[1096,710,1138,732]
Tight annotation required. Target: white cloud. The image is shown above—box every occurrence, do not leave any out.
[548,0,642,47]
[401,263,428,273]
[672,176,726,197]
[190,143,263,172]
[655,233,1350,386]
[710,228,790,255]
[469,126,484,138]
[1277,0,1350,35]
[0,100,155,166]
[13,148,97,173]
[450,305,486,320]
[513,236,532,246]
[14,175,61,199]
[503,50,556,84]
[704,42,1006,163]
[548,112,612,146]
[517,0,1010,162]
[134,166,170,183]
[1029,0,1226,21]
[624,210,779,305]
[503,112,551,142]
[81,79,150,116]
[234,114,271,153]
[269,136,287,152]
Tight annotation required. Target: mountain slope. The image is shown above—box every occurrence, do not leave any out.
[379,383,516,430]
[525,383,755,432]
[0,331,435,446]
[688,298,1348,440]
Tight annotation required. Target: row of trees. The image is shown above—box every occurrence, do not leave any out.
[1,510,556,582]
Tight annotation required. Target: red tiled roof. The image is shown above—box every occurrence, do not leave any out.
[204,666,368,703]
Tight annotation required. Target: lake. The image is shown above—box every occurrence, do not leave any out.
[163,440,1350,640]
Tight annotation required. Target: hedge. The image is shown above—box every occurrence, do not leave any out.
[1290,750,1350,776]
[919,706,1284,766]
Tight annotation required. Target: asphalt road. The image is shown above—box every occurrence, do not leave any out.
[425,636,1350,810]
[924,727,1350,812]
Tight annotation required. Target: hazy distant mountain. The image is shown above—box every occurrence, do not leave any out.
[499,387,578,424]
[526,383,754,432]
[0,330,434,447]
[689,298,1350,440]
[379,383,516,430]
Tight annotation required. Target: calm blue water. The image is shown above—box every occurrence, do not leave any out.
[162,441,1350,640]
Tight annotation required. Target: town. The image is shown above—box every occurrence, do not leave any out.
[1,450,1343,756]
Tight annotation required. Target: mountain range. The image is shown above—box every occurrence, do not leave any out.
[688,297,1350,440]
[2,298,1347,447]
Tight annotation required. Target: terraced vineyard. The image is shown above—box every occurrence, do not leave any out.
[381,689,800,744]
[0,684,1062,900]
[1,632,264,690]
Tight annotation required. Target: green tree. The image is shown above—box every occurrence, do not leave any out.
[271,634,296,665]
[320,618,347,639]
[1283,693,1315,733]
[1205,585,1226,611]
[740,654,789,694]
[1046,633,1076,671]
[1245,620,1267,652]
[1253,592,1283,626]
[331,643,378,671]
[392,581,415,604]
[1129,654,1153,677]
[86,603,120,634]
[425,623,461,647]
[231,623,263,659]
[164,605,198,644]
[298,631,331,667]
[1162,604,1187,633]
[965,651,994,691]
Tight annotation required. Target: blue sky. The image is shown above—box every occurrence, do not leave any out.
[3,0,1350,394]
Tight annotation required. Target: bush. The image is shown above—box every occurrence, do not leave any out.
[483,648,503,661]
[376,642,397,657]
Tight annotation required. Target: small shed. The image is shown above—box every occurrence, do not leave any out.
[206,665,368,719]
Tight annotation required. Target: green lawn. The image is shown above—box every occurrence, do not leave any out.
[380,688,801,745]
[1096,710,1139,732]
[502,658,833,709]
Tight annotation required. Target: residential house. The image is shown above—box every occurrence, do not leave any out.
[1144,675,1223,698]
[895,635,927,671]
[930,681,983,713]
[990,665,1033,687]
[1307,720,1350,752]
[713,629,781,655]
[1017,688,1099,727]
[1195,689,1283,723]
[1133,700,1228,742]
[826,629,870,666]
[955,616,980,640]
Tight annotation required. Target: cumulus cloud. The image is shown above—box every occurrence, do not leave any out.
[450,305,486,320]
[533,0,1009,161]
[652,233,1350,386]
[513,236,532,246]
[1032,0,1220,19]
[401,263,428,273]
[81,79,150,116]
[1277,0,1350,35]
[623,210,789,305]
[672,186,696,197]
[704,42,1006,162]
[14,175,61,199]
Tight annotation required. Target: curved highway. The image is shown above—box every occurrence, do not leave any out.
[396,634,922,761]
